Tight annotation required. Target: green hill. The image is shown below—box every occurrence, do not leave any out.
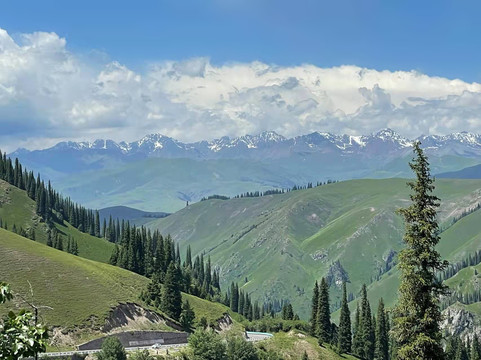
[145,178,481,318]
[0,228,237,346]
[0,179,115,263]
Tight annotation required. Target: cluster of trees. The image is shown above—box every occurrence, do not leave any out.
[134,237,221,321]
[440,201,481,232]
[202,180,340,203]
[438,249,481,282]
[445,335,481,360]
[227,282,265,321]
[110,226,221,299]
[0,151,102,238]
[0,218,36,240]
[310,280,390,359]
[200,194,230,201]
[188,330,283,360]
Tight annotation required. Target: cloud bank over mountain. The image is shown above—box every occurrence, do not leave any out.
[1,27,481,151]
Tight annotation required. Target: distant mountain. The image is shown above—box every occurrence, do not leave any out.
[143,178,481,318]
[99,205,169,223]
[438,163,481,179]
[9,129,481,211]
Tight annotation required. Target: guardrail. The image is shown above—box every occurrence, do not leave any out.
[37,343,188,358]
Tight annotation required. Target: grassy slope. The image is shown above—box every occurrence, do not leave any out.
[0,179,115,264]
[0,228,148,328]
[333,201,481,321]
[263,330,357,360]
[0,180,49,242]
[146,178,481,319]
[0,228,234,330]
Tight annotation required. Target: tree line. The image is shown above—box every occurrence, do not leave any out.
[310,279,390,359]
[0,150,103,238]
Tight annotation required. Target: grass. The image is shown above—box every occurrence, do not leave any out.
[260,330,358,360]
[0,228,239,335]
[0,179,115,264]
[0,228,149,328]
[0,180,49,243]
[145,178,481,319]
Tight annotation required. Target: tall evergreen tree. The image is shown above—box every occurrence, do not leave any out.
[179,299,195,332]
[375,298,389,360]
[310,280,319,336]
[353,302,361,356]
[392,142,448,360]
[317,277,331,345]
[359,284,374,360]
[160,263,182,320]
[338,282,352,354]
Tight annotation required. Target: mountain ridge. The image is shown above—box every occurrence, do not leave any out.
[12,128,481,160]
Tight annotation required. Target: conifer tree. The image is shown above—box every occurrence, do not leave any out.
[359,284,374,360]
[392,142,447,360]
[317,277,331,345]
[160,263,182,320]
[179,300,195,332]
[310,280,319,335]
[375,298,389,360]
[353,302,361,356]
[338,282,352,354]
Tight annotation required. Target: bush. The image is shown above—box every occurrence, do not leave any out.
[96,337,127,360]
[188,329,227,360]
[226,336,259,360]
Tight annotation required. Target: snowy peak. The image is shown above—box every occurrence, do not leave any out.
[12,129,481,160]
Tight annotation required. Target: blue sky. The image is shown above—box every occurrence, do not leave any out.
[1,0,481,150]
[2,0,481,82]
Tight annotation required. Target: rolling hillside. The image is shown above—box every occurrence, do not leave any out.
[145,178,481,318]
[0,229,236,346]
[0,179,115,263]
[438,162,481,179]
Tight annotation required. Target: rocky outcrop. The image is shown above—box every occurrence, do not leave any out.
[441,303,481,341]
[103,302,182,332]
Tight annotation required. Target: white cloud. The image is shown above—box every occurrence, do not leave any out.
[1,27,481,151]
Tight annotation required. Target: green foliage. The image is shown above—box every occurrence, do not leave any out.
[310,281,319,336]
[0,282,49,360]
[96,337,126,360]
[188,329,227,360]
[180,300,196,332]
[317,277,331,345]
[226,335,259,360]
[392,142,447,360]
[337,282,351,354]
[375,298,389,360]
[129,350,154,360]
[160,263,183,320]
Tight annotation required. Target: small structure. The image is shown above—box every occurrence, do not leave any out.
[78,331,189,350]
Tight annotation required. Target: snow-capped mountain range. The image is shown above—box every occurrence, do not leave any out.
[10,128,481,212]
[12,129,481,160]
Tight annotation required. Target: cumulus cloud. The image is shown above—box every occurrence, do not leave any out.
[1,27,481,151]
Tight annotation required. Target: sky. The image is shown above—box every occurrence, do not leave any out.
[1,0,481,151]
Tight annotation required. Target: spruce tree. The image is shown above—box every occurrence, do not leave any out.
[179,300,195,332]
[338,282,352,354]
[353,302,361,356]
[375,298,389,360]
[359,284,374,360]
[317,277,331,345]
[310,280,319,336]
[160,263,182,320]
[392,142,447,360]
